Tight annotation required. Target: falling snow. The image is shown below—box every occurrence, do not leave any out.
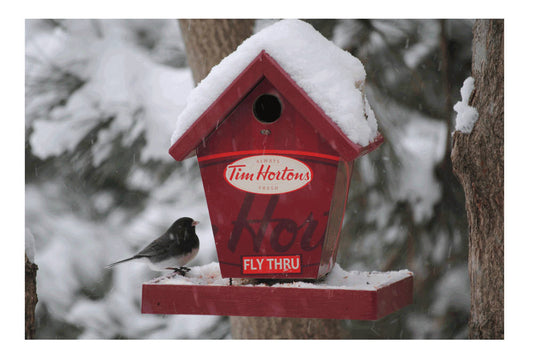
[25,19,473,339]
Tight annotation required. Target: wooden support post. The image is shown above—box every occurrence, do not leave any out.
[25,254,38,339]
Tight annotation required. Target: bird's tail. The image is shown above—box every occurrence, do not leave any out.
[106,256,137,269]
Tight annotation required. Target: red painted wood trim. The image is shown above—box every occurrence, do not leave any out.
[141,275,413,320]
[197,149,340,162]
[261,52,374,162]
[169,50,384,162]
[376,275,414,319]
[169,54,266,161]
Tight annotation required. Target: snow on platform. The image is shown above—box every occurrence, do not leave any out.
[142,263,413,320]
[148,262,411,291]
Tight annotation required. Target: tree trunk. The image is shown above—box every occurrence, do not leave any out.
[230,316,347,339]
[25,254,38,339]
[178,19,255,85]
[178,18,345,339]
[451,19,504,339]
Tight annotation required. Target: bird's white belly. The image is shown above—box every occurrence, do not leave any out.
[145,248,199,271]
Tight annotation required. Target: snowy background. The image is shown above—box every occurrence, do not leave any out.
[25,19,473,339]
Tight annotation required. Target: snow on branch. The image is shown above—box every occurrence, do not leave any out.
[453,77,478,134]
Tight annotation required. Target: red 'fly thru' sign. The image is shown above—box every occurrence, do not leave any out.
[169,51,383,279]
[242,255,301,274]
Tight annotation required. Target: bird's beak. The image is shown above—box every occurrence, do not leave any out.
[192,220,199,226]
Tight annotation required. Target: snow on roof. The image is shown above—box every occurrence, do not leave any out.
[149,262,412,291]
[171,19,379,148]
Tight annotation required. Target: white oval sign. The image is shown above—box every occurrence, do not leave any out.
[224,155,313,195]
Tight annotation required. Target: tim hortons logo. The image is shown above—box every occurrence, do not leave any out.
[224,155,313,194]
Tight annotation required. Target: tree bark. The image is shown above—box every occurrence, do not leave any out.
[451,19,504,339]
[178,19,255,85]
[178,18,345,339]
[230,316,347,339]
[25,254,38,339]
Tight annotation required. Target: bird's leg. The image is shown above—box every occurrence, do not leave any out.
[173,266,191,276]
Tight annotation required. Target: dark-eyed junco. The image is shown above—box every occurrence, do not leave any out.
[106,217,199,275]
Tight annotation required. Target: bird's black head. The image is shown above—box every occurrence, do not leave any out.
[168,217,199,234]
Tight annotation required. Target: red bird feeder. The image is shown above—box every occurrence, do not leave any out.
[142,20,412,320]
[169,51,383,280]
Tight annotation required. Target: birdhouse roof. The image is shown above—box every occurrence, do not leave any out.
[169,19,383,161]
